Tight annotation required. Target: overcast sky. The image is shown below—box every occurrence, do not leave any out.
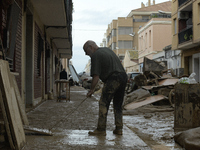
[71,0,171,74]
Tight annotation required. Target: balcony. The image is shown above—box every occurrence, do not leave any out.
[178,26,193,44]
[133,19,150,22]
[31,0,73,58]
[178,0,190,7]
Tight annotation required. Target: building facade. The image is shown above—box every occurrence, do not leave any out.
[124,50,139,72]
[172,0,200,82]
[0,0,73,107]
[138,18,172,72]
[105,0,171,71]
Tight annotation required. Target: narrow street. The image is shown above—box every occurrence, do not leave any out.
[21,86,183,150]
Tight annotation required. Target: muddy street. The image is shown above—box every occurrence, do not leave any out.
[21,86,183,150]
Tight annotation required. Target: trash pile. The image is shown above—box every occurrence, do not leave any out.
[78,72,103,91]
[123,57,180,110]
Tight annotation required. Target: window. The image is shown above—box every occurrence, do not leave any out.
[199,3,200,22]
[149,30,151,47]
[107,35,110,43]
[142,16,149,19]
[111,29,116,37]
[111,42,116,50]
[145,33,147,49]
[118,27,133,35]
[118,41,132,49]
[139,36,144,51]
[174,18,177,34]
[37,34,43,76]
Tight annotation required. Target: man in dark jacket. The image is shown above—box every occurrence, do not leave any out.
[83,40,127,136]
[60,68,68,80]
[60,68,68,91]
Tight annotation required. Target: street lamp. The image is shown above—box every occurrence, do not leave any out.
[129,32,135,37]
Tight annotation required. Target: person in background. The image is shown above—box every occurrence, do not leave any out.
[60,68,68,91]
[83,40,127,136]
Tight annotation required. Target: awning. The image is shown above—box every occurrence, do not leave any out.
[30,0,72,58]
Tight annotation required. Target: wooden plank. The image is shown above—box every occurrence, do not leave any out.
[24,126,53,136]
[124,95,167,110]
[0,89,15,149]
[158,78,179,86]
[0,60,26,150]
[10,74,29,125]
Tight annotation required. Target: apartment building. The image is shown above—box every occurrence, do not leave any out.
[138,18,172,72]
[106,0,171,71]
[172,0,200,82]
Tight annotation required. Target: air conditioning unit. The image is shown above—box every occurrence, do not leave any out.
[178,11,189,20]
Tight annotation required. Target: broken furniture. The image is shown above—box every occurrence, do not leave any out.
[55,79,70,102]
[124,75,179,110]
[143,57,167,78]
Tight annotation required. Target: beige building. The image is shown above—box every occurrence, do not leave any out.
[138,18,172,71]
[105,0,171,71]
[124,50,139,72]
[106,18,133,64]
[172,0,200,82]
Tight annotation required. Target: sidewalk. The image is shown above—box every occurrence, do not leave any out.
[23,86,151,150]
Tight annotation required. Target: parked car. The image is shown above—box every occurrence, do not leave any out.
[126,72,141,93]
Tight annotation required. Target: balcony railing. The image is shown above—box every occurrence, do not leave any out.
[178,0,189,7]
[133,19,150,22]
[178,27,193,44]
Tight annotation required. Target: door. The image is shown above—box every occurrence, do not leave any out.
[192,53,200,83]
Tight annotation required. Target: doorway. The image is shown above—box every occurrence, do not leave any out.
[192,53,200,83]
[25,12,34,106]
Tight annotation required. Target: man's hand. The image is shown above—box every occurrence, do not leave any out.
[87,74,99,97]
[87,89,94,97]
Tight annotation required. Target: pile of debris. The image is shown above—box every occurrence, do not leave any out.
[79,72,103,91]
[123,57,179,110]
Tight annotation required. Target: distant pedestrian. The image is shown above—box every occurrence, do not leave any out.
[83,40,127,136]
[60,68,68,80]
[60,68,68,91]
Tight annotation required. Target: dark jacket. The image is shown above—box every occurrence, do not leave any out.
[60,70,67,79]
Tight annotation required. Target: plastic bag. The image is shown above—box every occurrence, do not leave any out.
[188,72,197,84]
[179,77,189,84]
[179,73,197,84]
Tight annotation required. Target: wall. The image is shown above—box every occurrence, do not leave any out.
[138,18,172,64]
[171,0,178,50]
[14,5,22,94]
[193,0,200,44]
[0,0,23,95]
[34,24,43,99]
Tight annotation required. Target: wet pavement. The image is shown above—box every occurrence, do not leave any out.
[21,86,183,150]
